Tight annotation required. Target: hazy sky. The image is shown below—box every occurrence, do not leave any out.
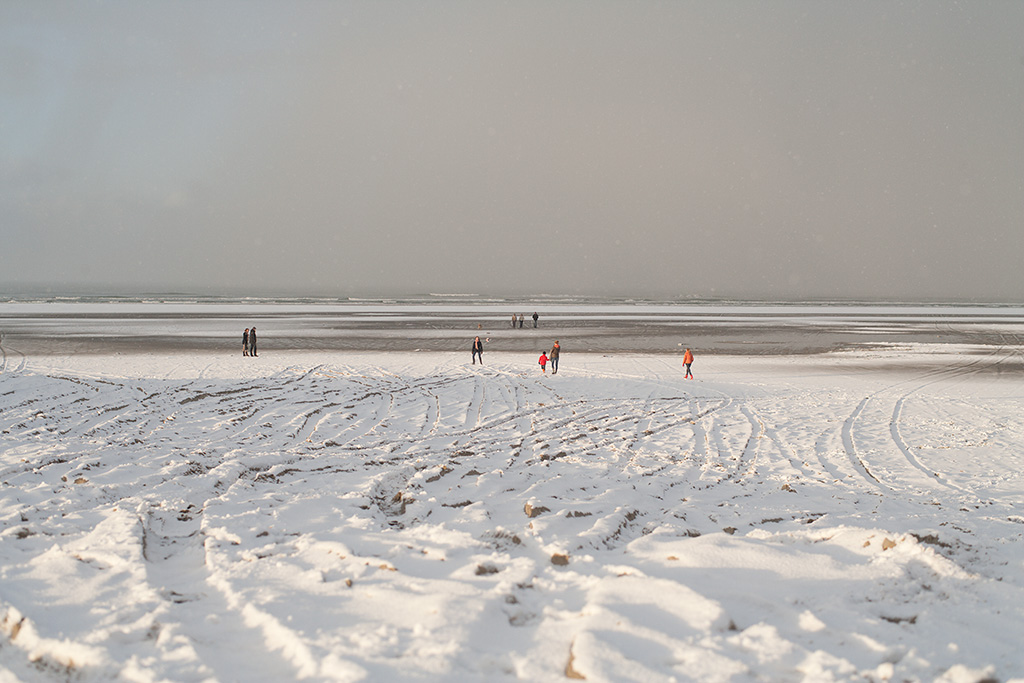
[2,1,1023,300]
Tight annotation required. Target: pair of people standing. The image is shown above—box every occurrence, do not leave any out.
[242,327,258,357]
[539,341,560,374]
[469,336,559,373]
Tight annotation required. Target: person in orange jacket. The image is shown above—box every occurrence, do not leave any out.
[538,352,548,373]
[683,348,694,379]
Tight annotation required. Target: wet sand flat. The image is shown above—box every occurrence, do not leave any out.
[2,302,1024,357]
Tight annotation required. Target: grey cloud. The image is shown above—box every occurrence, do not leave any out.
[2,1,1022,300]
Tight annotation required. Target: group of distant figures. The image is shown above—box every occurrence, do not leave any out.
[474,337,694,379]
[242,327,258,357]
[511,312,540,329]
[472,337,562,375]
[237,319,694,380]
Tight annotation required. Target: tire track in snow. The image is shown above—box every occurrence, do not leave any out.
[736,404,765,480]
[749,404,831,484]
[840,397,886,490]
[881,345,1021,498]
[464,376,485,429]
[844,348,1013,496]
[889,396,968,494]
[139,502,304,681]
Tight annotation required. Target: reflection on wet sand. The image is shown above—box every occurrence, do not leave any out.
[2,303,1024,356]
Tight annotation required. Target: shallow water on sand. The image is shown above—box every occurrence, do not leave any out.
[2,300,1023,356]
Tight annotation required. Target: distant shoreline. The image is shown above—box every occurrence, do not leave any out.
[2,302,1022,357]
[2,293,1023,307]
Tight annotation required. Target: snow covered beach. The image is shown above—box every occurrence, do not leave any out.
[2,303,1024,682]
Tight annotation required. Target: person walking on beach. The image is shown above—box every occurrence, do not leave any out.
[511,314,517,329]
[532,312,539,328]
[249,327,258,357]
[549,340,560,374]
[472,336,484,364]
[242,328,250,356]
[518,314,524,329]
[538,351,548,373]
[683,348,694,379]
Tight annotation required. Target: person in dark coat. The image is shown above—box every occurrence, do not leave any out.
[242,328,250,356]
[249,327,258,357]
[472,336,484,364]
[532,312,539,328]
[549,340,560,374]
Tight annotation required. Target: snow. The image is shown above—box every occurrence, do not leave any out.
[2,308,1024,681]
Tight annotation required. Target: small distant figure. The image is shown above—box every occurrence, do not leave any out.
[538,351,548,373]
[242,328,250,357]
[549,340,560,374]
[250,327,258,357]
[472,336,484,364]
[532,312,539,328]
[518,314,524,329]
[683,348,694,379]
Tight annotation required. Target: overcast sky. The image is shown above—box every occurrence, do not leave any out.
[2,1,1022,301]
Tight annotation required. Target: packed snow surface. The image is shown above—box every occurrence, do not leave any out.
[1,306,1024,681]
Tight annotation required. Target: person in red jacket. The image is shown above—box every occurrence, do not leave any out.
[538,352,548,373]
[683,348,694,379]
